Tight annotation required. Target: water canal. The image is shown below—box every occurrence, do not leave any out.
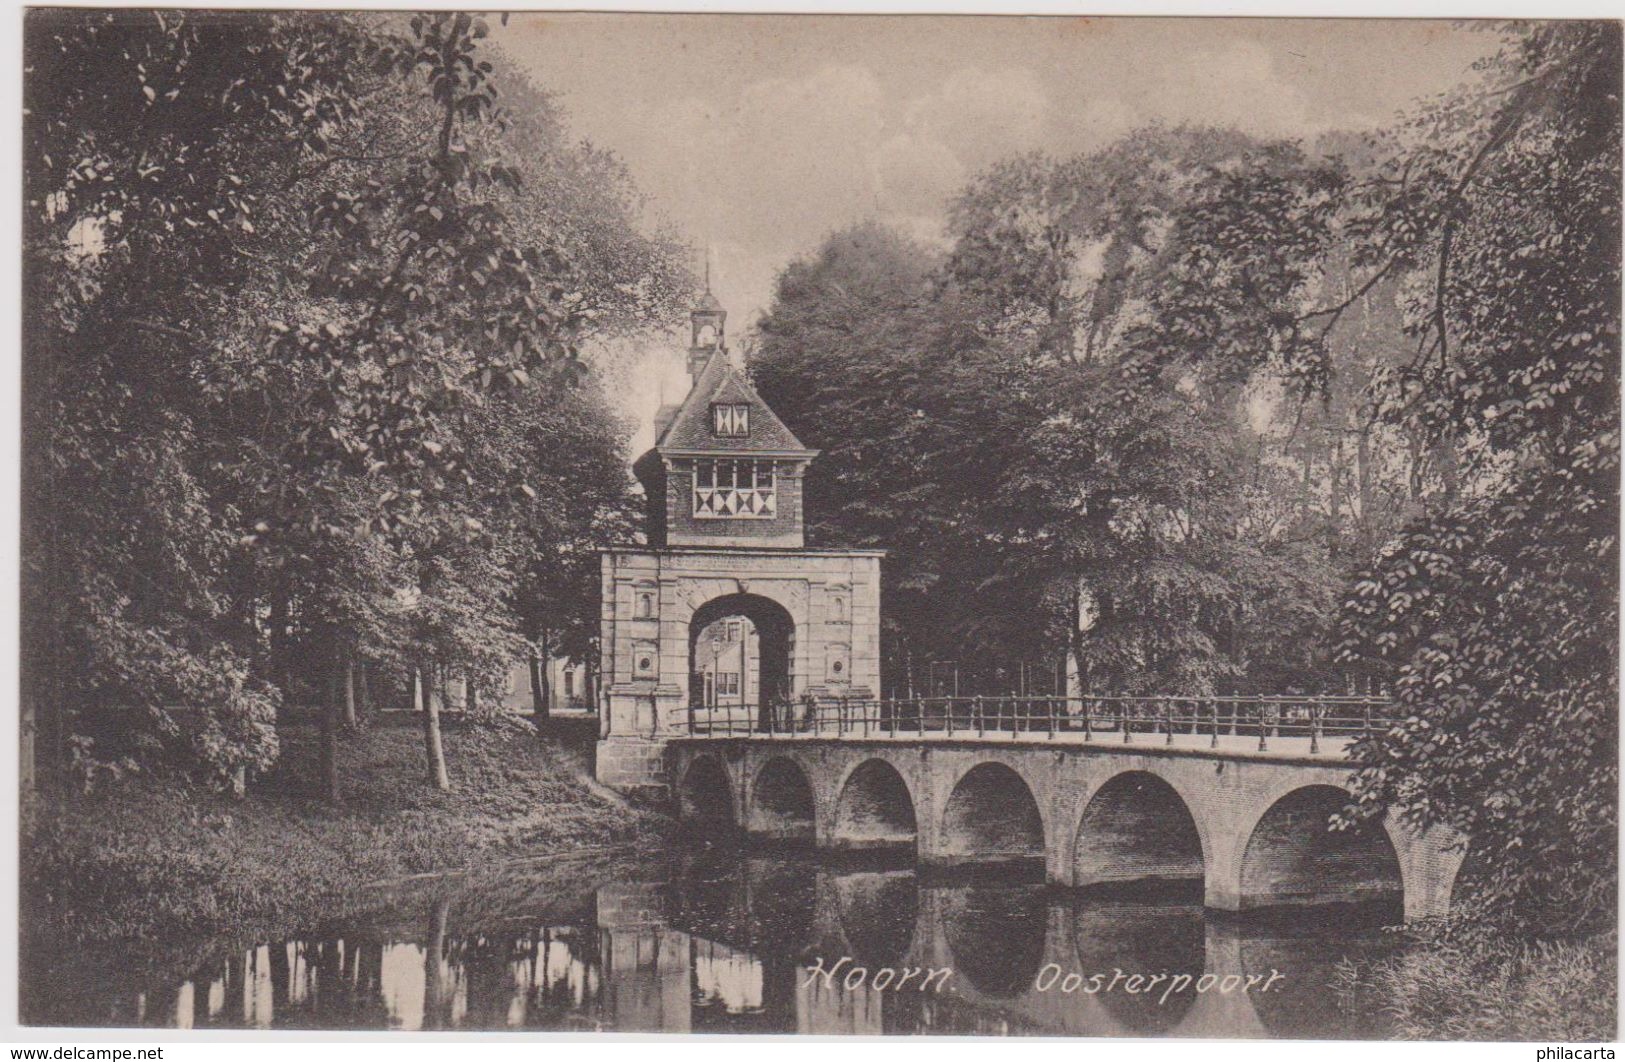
[24,842,1403,1037]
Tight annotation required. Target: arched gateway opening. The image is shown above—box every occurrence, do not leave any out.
[689,593,794,731]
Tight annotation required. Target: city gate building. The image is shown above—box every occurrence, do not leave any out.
[596,292,883,790]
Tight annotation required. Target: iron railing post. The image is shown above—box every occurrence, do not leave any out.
[1310,702,1321,755]
[1257,701,1268,752]
[1123,700,1133,744]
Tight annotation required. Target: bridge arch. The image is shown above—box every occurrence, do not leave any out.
[832,757,918,850]
[749,756,816,842]
[1073,770,1207,889]
[940,761,1046,863]
[1239,783,1403,911]
[677,754,737,830]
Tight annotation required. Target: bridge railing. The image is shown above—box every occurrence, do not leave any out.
[684,695,1396,755]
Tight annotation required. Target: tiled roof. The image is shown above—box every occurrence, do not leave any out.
[657,351,813,455]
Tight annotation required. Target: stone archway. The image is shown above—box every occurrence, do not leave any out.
[832,758,918,851]
[940,762,1046,864]
[1239,784,1403,911]
[1074,770,1206,889]
[678,754,736,831]
[750,756,816,842]
[689,592,795,731]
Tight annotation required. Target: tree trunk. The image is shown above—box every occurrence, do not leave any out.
[537,632,552,723]
[321,652,342,804]
[357,661,371,721]
[1355,417,1375,560]
[423,896,449,1030]
[528,650,544,717]
[422,661,450,791]
[342,651,358,730]
[269,591,290,718]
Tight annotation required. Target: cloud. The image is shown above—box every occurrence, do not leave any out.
[903,66,1049,167]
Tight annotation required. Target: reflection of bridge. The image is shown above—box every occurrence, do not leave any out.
[601,866,1387,1038]
[124,856,1389,1036]
[668,698,1467,922]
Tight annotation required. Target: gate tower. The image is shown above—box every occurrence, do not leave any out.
[596,290,883,791]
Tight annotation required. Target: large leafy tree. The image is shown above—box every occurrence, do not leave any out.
[752,216,1328,697]
[24,11,684,795]
[24,10,374,784]
[1330,23,1621,932]
[1129,23,1619,930]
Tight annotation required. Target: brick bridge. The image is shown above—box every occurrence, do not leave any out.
[662,699,1467,922]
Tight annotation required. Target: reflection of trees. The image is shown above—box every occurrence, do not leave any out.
[98,851,1404,1038]
[1069,900,1204,1034]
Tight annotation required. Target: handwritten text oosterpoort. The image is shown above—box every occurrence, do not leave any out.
[801,958,1286,1003]
[1033,964,1285,1005]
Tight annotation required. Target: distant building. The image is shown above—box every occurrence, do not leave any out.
[692,616,760,707]
[496,656,593,714]
[420,656,592,715]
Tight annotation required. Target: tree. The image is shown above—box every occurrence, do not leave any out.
[752,216,1330,698]
[24,10,688,797]
[1124,23,1620,931]
[1330,23,1621,933]
[23,10,374,786]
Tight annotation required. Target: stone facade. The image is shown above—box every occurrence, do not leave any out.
[596,547,884,790]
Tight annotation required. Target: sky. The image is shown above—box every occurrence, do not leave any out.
[494,16,1503,448]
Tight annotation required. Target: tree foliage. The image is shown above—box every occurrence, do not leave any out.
[24,10,678,790]
[753,24,1618,933]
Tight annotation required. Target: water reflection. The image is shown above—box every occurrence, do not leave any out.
[32,851,1399,1037]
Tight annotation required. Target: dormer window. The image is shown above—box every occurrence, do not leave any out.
[694,459,776,519]
[711,403,750,438]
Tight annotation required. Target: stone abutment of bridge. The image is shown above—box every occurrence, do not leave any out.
[667,738,1467,922]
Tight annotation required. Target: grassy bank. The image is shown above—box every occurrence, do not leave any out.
[1337,931,1617,1041]
[22,714,672,943]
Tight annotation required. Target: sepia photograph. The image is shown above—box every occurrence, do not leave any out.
[14,6,1622,1046]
